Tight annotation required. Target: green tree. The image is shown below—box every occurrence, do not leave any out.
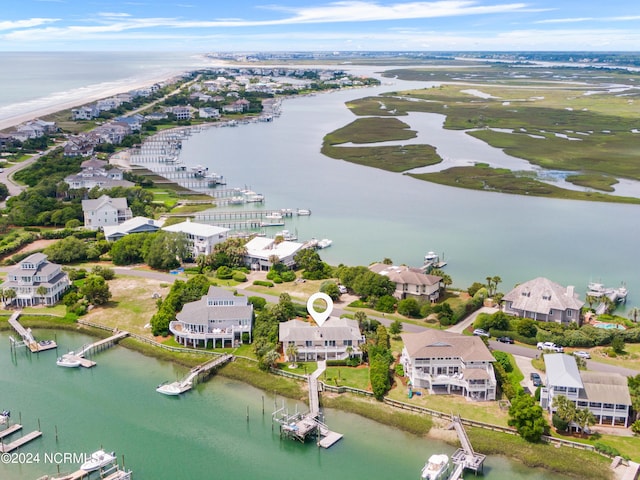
[44,236,89,263]
[516,318,538,338]
[144,231,189,270]
[389,319,403,336]
[320,281,341,301]
[508,392,548,442]
[294,248,332,280]
[110,232,149,265]
[0,182,9,201]
[285,343,299,367]
[611,334,625,354]
[36,285,47,305]
[375,295,396,313]
[552,395,576,431]
[574,408,596,435]
[397,297,421,318]
[351,271,396,300]
[628,307,640,323]
[79,275,112,305]
[209,237,247,268]
[263,349,281,370]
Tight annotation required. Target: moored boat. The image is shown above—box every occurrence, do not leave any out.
[56,353,81,368]
[420,453,451,480]
[156,381,192,396]
[317,238,332,249]
[80,449,116,472]
[296,208,311,216]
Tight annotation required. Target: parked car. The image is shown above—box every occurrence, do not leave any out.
[573,350,591,359]
[530,372,543,387]
[473,328,490,338]
[496,336,514,344]
[338,285,348,294]
[536,341,564,353]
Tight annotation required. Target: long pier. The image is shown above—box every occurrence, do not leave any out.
[156,354,233,395]
[448,415,485,479]
[272,361,343,448]
[58,331,129,368]
[8,311,57,353]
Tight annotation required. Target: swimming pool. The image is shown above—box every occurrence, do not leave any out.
[594,322,625,330]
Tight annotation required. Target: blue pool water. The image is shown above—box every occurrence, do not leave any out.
[595,322,625,330]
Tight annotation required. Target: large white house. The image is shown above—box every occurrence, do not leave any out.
[162,220,229,258]
[81,195,133,230]
[2,253,69,307]
[279,317,365,361]
[243,237,306,271]
[401,330,497,401]
[169,286,253,348]
[369,263,441,301]
[540,353,632,428]
[503,277,584,324]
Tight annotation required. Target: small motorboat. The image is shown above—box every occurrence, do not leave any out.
[56,353,81,368]
[156,381,192,396]
[80,449,116,472]
[1,409,10,424]
[421,454,450,480]
[317,238,332,249]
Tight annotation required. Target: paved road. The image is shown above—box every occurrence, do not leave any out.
[110,267,640,377]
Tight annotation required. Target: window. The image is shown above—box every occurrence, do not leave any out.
[305,341,312,347]
[325,340,336,347]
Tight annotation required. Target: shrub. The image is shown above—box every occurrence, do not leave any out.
[552,414,569,432]
[232,272,247,282]
[248,296,267,310]
[593,442,621,457]
[253,280,274,287]
[375,295,397,313]
[280,270,296,282]
[216,266,234,279]
[395,363,404,377]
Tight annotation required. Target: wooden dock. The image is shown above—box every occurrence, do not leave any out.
[0,429,42,453]
[0,424,22,439]
[8,311,57,353]
[448,415,485,478]
[59,330,129,368]
[156,354,233,395]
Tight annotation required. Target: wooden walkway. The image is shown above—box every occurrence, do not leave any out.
[0,430,42,453]
[448,415,485,475]
[59,330,130,368]
[157,354,233,395]
[0,424,22,439]
[8,311,57,352]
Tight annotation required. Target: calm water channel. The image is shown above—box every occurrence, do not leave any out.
[0,330,565,479]
[179,75,640,311]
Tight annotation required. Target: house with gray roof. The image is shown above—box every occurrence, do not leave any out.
[2,253,69,307]
[400,330,497,401]
[103,216,160,241]
[540,353,632,428]
[81,195,132,230]
[503,277,584,324]
[169,286,253,348]
[279,317,365,361]
[369,263,441,301]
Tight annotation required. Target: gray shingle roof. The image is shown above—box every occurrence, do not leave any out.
[279,317,362,343]
[401,330,495,362]
[503,277,584,314]
[369,263,441,287]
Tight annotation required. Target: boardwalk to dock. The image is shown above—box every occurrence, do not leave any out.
[8,311,57,353]
[156,354,233,395]
[448,415,485,477]
[58,331,129,368]
[0,429,42,453]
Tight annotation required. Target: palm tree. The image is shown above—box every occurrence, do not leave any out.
[486,276,493,295]
[585,295,598,311]
[36,286,48,306]
[552,394,577,429]
[628,307,640,323]
[264,349,280,370]
[574,408,596,436]
[491,276,502,296]
[285,343,299,368]
[196,254,207,274]
[3,288,16,308]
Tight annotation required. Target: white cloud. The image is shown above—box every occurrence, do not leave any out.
[0,18,58,31]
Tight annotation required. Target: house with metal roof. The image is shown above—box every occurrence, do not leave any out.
[400,330,497,401]
[2,253,69,307]
[369,263,441,301]
[169,286,253,348]
[243,236,306,271]
[279,317,365,361]
[162,220,229,258]
[540,353,632,428]
[503,277,584,324]
[103,216,161,242]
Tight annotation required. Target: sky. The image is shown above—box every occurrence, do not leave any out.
[2,0,640,52]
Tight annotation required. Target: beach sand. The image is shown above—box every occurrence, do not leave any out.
[0,70,189,132]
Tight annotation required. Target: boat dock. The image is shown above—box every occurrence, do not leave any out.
[156,354,233,395]
[59,330,130,368]
[448,415,485,479]
[8,311,57,353]
[0,424,22,439]
[0,428,42,453]
[272,361,343,449]
[38,457,132,480]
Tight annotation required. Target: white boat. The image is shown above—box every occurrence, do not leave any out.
[264,212,283,220]
[296,208,311,216]
[317,238,333,249]
[420,454,451,480]
[424,251,447,269]
[587,281,628,302]
[80,449,116,472]
[156,381,192,396]
[56,353,81,368]
[1,409,9,425]
[275,230,298,241]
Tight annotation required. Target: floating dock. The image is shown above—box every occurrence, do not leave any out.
[58,330,129,368]
[272,360,343,449]
[156,354,233,395]
[8,311,57,352]
[0,429,42,453]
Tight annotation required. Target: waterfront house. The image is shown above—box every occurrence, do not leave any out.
[81,195,132,230]
[103,216,160,242]
[198,107,220,119]
[162,220,230,258]
[400,330,497,401]
[72,106,100,120]
[170,286,253,348]
[540,353,631,428]
[369,263,441,301]
[243,237,306,271]
[63,135,96,157]
[503,277,583,324]
[2,253,69,307]
[65,160,133,191]
[279,317,365,361]
[167,106,191,120]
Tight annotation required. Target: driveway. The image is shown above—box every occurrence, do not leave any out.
[446,306,498,334]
